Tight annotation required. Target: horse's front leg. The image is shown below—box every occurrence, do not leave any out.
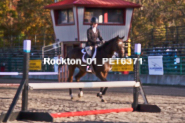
[102,87,108,95]
[102,72,109,95]
[78,88,83,97]
[68,66,75,99]
[98,72,109,95]
[97,87,104,96]
[75,70,86,98]
[96,72,108,102]
[68,76,73,99]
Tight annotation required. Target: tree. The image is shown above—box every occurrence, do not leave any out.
[0,0,18,47]
[0,0,55,47]
[127,0,185,47]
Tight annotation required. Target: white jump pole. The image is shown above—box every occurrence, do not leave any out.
[28,72,58,75]
[0,84,20,87]
[0,72,58,75]
[29,81,140,90]
[0,72,19,75]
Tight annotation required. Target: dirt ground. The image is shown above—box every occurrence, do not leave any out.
[0,78,185,123]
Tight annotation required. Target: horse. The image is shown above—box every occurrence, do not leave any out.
[58,35,125,102]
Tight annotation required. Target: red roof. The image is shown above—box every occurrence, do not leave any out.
[45,0,141,9]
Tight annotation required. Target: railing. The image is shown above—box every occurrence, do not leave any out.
[42,41,62,60]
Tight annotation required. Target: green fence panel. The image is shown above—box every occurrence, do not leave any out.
[140,56,185,75]
[0,57,55,72]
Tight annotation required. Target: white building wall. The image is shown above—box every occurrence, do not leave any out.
[51,7,78,42]
[77,7,133,42]
[124,8,133,41]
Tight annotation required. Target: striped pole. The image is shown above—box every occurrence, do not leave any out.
[132,43,141,111]
[133,44,148,105]
[3,40,31,122]
[22,40,31,111]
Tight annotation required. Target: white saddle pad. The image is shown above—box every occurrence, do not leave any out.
[81,47,97,63]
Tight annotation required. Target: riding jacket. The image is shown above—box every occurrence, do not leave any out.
[86,26,103,46]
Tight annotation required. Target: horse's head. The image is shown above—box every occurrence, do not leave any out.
[113,35,125,58]
[98,35,125,58]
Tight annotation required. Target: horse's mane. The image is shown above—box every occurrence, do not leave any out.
[98,36,118,50]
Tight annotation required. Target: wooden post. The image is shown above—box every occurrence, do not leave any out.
[60,42,65,82]
[65,64,68,82]
[58,55,60,82]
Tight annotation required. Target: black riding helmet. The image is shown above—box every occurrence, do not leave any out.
[91,17,98,24]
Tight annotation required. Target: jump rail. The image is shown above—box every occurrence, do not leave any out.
[0,84,20,87]
[0,41,161,123]
[0,72,58,75]
[29,81,140,90]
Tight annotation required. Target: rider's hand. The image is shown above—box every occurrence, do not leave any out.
[102,40,105,44]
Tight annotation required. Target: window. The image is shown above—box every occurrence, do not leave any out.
[55,9,74,25]
[84,8,125,24]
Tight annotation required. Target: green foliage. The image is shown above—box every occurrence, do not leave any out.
[127,0,185,47]
[0,0,54,47]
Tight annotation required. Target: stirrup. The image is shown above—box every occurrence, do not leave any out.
[86,66,92,72]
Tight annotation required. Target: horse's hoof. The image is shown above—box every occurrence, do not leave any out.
[78,93,81,97]
[101,99,107,102]
[70,95,74,100]
[97,93,102,97]
[78,92,83,98]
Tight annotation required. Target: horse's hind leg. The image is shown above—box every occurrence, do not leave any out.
[68,65,75,99]
[75,70,86,97]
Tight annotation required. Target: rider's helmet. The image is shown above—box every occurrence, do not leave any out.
[91,17,99,24]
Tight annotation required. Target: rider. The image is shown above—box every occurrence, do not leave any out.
[85,17,104,72]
